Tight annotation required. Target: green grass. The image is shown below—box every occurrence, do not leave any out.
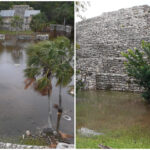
[19,137,47,146]
[0,30,34,35]
[76,91,150,148]
[76,126,150,149]
[0,136,47,146]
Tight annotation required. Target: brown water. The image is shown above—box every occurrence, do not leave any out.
[0,38,74,142]
[77,90,150,133]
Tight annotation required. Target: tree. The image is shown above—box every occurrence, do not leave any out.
[54,37,73,131]
[11,15,23,31]
[0,2,74,26]
[30,12,47,32]
[121,41,150,102]
[0,16,3,29]
[54,2,74,25]
[24,36,73,132]
[76,1,90,21]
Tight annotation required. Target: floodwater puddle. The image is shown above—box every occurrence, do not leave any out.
[77,90,150,133]
[0,38,74,143]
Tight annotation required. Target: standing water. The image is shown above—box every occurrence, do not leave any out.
[0,38,74,143]
[77,90,150,134]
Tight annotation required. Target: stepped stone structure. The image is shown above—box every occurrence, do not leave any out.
[77,5,150,92]
[0,5,40,31]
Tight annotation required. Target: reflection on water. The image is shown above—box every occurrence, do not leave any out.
[77,90,150,133]
[0,39,74,143]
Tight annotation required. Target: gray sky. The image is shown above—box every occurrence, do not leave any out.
[76,0,150,22]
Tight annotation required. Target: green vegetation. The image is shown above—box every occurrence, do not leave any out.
[0,30,33,35]
[19,137,47,146]
[76,90,150,148]
[24,36,73,130]
[0,16,3,28]
[30,13,48,32]
[0,2,74,26]
[122,41,150,102]
[11,15,23,31]
[77,126,150,148]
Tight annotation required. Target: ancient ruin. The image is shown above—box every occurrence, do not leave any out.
[0,5,40,31]
[77,5,150,92]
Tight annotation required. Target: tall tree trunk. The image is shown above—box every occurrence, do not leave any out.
[56,84,62,132]
[48,89,53,129]
[64,17,66,26]
[59,84,62,107]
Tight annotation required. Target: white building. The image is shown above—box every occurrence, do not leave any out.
[0,5,40,31]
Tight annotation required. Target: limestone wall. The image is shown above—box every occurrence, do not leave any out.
[77,5,150,91]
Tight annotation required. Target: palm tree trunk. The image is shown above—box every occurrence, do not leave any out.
[64,17,66,26]
[48,89,53,129]
[59,84,62,107]
[56,84,62,132]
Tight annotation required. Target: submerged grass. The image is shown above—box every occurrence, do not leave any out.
[19,137,47,146]
[0,136,47,146]
[77,126,150,148]
[76,90,150,148]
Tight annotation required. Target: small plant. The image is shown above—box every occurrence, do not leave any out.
[121,41,150,102]
[76,79,85,92]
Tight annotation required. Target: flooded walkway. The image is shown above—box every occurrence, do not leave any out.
[77,90,150,148]
[77,90,150,133]
[0,39,74,143]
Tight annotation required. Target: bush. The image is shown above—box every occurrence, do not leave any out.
[121,41,150,102]
[30,12,48,32]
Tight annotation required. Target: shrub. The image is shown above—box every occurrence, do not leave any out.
[121,41,150,102]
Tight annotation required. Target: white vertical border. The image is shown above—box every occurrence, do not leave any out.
[74,0,76,149]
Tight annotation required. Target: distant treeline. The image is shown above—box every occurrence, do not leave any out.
[0,2,74,26]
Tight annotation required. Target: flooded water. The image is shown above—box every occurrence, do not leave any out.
[0,38,74,143]
[77,90,150,133]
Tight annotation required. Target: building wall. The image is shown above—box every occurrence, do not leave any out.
[77,5,150,92]
[0,5,39,31]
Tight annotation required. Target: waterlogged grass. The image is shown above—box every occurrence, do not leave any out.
[0,30,34,35]
[77,126,150,148]
[76,90,150,148]
[19,137,47,146]
[0,135,47,146]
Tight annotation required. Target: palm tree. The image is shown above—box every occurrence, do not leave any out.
[24,36,73,132]
[55,62,73,131]
[24,40,57,130]
[53,36,73,131]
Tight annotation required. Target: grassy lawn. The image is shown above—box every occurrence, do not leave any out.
[76,91,150,149]
[76,126,150,149]
[76,127,150,148]
[0,30,34,35]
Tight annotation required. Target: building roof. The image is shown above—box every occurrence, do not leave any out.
[24,10,40,17]
[0,10,15,17]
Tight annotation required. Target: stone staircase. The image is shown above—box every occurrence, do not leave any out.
[77,5,150,91]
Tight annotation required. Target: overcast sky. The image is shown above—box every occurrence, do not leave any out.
[76,0,150,22]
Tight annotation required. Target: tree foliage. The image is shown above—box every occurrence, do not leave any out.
[0,16,3,28]
[24,36,73,95]
[0,2,74,26]
[76,1,90,20]
[30,13,47,32]
[121,41,150,102]
[11,15,23,31]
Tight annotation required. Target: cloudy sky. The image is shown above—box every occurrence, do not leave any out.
[76,0,150,22]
